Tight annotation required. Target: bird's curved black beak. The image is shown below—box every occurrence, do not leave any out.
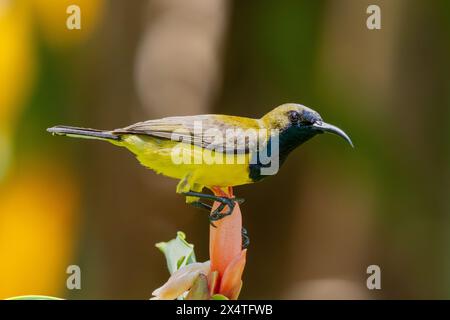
[312,121,354,147]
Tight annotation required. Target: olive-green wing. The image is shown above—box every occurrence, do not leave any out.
[113,115,264,154]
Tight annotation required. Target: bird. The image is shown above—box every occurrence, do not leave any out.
[47,103,352,224]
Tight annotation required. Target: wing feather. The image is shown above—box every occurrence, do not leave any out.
[113,115,264,154]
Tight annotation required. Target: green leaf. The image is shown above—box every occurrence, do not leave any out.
[156,231,196,274]
[211,294,229,300]
[5,295,63,300]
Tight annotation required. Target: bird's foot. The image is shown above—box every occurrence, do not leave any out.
[242,227,250,249]
[184,191,244,227]
[208,196,245,226]
[209,196,235,221]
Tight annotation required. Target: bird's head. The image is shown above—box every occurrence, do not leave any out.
[261,103,353,153]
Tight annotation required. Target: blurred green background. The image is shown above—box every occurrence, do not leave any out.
[1,0,449,299]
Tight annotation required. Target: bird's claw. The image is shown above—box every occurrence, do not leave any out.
[208,197,236,222]
[184,191,244,225]
[242,227,250,249]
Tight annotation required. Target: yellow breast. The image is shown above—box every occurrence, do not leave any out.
[119,135,253,188]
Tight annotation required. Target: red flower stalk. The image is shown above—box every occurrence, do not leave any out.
[152,187,247,300]
[209,187,247,300]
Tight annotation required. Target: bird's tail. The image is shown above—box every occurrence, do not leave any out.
[47,125,121,141]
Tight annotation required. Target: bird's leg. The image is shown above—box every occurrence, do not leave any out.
[185,191,235,223]
[242,227,250,249]
[190,199,245,228]
[183,191,244,225]
[190,201,212,212]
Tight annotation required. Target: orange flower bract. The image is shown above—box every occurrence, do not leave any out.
[209,187,246,300]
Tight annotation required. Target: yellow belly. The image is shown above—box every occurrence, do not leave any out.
[119,135,253,188]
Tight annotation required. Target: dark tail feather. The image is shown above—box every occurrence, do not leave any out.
[47,125,120,141]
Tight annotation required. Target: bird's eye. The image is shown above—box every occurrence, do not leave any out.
[288,111,300,123]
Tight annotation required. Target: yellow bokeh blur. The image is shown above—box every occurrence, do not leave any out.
[32,0,105,47]
[0,0,35,134]
[0,0,104,298]
[0,161,80,298]
[0,0,105,133]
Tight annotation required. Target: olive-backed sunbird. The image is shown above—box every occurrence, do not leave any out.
[48,103,352,220]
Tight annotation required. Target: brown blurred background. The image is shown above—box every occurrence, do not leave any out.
[0,0,449,299]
